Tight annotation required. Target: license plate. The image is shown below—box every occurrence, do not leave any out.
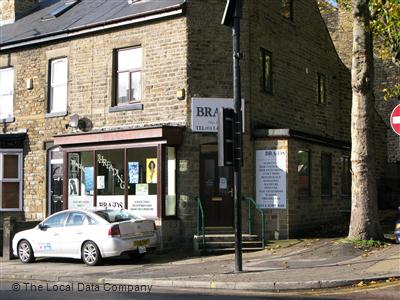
[133,239,149,247]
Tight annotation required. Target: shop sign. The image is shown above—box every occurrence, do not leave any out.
[256,150,287,209]
[97,195,124,209]
[128,195,158,219]
[69,195,93,210]
[191,97,245,132]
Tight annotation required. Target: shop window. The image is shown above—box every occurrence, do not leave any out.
[281,0,294,21]
[127,147,158,219]
[114,46,142,105]
[0,151,23,210]
[68,152,94,209]
[165,147,176,217]
[49,57,68,114]
[260,48,272,94]
[0,67,14,119]
[341,156,351,197]
[298,150,310,197]
[321,153,332,196]
[318,73,326,104]
[96,150,125,208]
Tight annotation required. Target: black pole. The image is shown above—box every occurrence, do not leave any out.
[232,0,242,273]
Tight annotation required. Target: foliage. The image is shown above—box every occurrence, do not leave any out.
[338,238,386,249]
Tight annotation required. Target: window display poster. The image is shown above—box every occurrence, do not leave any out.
[128,195,157,219]
[97,196,124,209]
[256,150,287,209]
[136,183,148,196]
[84,166,94,194]
[128,161,139,184]
[69,195,93,210]
[69,178,78,195]
[97,175,105,189]
[146,158,157,183]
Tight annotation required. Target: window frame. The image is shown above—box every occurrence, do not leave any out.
[260,48,273,94]
[318,73,326,104]
[321,152,332,197]
[114,46,142,106]
[0,67,14,120]
[48,57,68,114]
[297,150,311,197]
[0,149,23,211]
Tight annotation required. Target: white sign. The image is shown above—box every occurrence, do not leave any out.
[68,196,93,210]
[191,97,245,132]
[96,195,124,209]
[256,150,287,209]
[128,195,158,219]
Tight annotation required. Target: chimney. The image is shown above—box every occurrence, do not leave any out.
[0,0,39,25]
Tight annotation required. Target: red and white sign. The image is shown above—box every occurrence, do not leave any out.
[390,104,400,136]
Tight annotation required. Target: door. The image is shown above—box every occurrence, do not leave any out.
[48,148,64,215]
[200,145,233,228]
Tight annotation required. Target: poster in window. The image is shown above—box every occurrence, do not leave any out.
[146,158,157,183]
[84,166,94,194]
[128,161,139,184]
[136,184,148,196]
[97,175,105,189]
[69,153,80,178]
[69,178,78,195]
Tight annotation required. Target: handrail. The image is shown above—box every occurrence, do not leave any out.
[196,197,205,250]
[245,196,265,248]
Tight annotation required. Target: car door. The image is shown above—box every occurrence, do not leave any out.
[62,212,90,257]
[31,212,68,256]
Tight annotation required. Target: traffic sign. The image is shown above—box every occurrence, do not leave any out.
[390,104,400,136]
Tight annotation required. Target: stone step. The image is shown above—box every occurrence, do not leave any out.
[201,247,265,254]
[194,234,260,242]
[201,240,263,249]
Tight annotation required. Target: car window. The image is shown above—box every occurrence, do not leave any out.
[42,212,68,228]
[94,210,141,223]
[87,216,97,225]
[66,212,87,227]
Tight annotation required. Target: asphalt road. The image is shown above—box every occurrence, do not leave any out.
[0,280,399,300]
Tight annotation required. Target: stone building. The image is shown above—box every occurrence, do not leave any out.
[0,0,362,250]
[319,2,400,209]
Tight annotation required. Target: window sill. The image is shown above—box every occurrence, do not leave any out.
[0,117,15,123]
[46,111,67,118]
[109,103,143,113]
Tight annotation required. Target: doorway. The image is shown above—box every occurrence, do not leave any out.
[48,147,64,215]
[200,144,233,228]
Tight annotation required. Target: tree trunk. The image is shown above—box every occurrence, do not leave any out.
[348,0,383,240]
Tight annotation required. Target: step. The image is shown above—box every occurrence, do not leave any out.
[200,241,263,249]
[194,234,260,242]
[201,247,265,254]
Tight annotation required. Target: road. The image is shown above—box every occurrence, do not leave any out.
[0,280,399,300]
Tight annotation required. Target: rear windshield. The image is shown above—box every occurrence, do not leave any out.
[94,210,141,223]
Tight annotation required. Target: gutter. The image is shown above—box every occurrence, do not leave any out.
[0,4,184,50]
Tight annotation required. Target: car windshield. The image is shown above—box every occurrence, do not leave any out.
[94,210,141,223]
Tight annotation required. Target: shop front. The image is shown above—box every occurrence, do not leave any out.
[53,126,183,221]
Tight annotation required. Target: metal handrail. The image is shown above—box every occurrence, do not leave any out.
[245,196,265,248]
[196,197,205,250]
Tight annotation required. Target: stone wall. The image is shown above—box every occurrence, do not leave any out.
[0,0,38,23]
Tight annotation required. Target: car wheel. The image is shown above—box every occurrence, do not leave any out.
[128,252,146,260]
[18,240,35,263]
[82,241,102,266]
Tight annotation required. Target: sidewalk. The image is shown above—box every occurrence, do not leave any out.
[1,238,399,291]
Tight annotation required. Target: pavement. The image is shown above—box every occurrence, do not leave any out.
[1,238,399,292]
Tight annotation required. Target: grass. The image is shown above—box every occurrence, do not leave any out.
[337,238,388,249]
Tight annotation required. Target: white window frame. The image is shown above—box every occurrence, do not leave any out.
[116,46,142,105]
[0,149,23,211]
[0,67,14,119]
[49,57,68,114]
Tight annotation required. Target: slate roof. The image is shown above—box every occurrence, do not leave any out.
[0,0,186,47]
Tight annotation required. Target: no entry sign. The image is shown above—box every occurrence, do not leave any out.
[390,104,400,136]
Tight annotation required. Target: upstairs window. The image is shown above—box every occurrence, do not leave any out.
[281,0,294,21]
[260,48,272,93]
[0,67,14,119]
[49,58,68,114]
[318,73,326,104]
[115,46,142,105]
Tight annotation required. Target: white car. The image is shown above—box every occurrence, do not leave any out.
[12,209,158,266]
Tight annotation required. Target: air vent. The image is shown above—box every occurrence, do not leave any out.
[41,0,80,21]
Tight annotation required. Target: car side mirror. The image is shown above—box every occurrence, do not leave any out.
[38,224,49,231]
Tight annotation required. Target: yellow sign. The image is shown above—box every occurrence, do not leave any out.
[146,158,157,183]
